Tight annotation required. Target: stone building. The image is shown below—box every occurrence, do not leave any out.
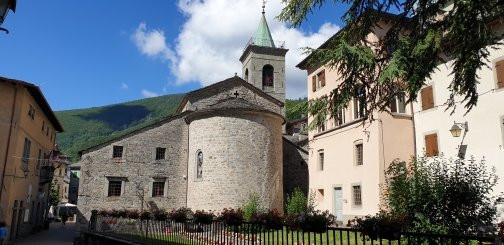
[0,77,64,241]
[76,9,307,231]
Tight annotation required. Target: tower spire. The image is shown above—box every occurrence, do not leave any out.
[262,0,266,14]
[254,0,275,48]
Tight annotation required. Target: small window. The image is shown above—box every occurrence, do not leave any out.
[28,105,35,120]
[196,150,203,179]
[355,143,363,166]
[262,65,274,87]
[46,127,49,136]
[390,95,406,113]
[496,59,504,89]
[245,69,249,82]
[352,185,362,206]
[152,182,165,197]
[353,86,366,119]
[36,149,41,175]
[316,189,325,201]
[108,181,122,197]
[318,120,327,133]
[318,150,324,171]
[311,70,326,92]
[420,86,434,110]
[41,121,45,131]
[155,147,166,160]
[113,146,124,159]
[424,133,439,157]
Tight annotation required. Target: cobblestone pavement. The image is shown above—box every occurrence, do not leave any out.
[12,221,76,245]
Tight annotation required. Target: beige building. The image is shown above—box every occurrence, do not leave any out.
[51,151,70,204]
[0,77,64,240]
[297,15,415,224]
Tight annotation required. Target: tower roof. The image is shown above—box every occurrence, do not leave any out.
[254,13,275,48]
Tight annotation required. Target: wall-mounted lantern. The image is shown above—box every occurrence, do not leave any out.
[449,121,469,159]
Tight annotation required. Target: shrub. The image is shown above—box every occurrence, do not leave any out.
[140,211,151,221]
[350,213,407,240]
[110,209,120,218]
[219,208,243,226]
[242,193,263,222]
[169,207,193,222]
[252,209,284,230]
[285,188,308,215]
[498,221,504,241]
[117,209,128,218]
[153,209,168,221]
[384,156,499,234]
[98,209,111,217]
[127,210,140,219]
[193,210,215,224]
[286,210,335,233]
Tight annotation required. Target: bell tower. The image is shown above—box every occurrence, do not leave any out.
[239,2,288,107]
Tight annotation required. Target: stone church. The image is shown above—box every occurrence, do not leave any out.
[76,9,308,229]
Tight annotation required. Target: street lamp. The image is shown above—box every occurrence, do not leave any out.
[0,0,16,33]
[449,121,469,158]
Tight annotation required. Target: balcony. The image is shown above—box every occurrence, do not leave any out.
[39,166,55,184]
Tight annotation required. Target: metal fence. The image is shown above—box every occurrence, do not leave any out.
[89,215,499,245]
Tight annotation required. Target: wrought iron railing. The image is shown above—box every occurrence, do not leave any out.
[88,214,499,245]
[243,37,286,51]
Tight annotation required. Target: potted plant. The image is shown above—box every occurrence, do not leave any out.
[193,210,215,224]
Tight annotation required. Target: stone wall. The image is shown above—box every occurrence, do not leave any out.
[186,82,283,116]
[283,138,309,199]
[76,117,189,231]
[186,111,284,212]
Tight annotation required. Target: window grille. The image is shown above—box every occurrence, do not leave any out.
[152,182,165,197]
[355,143,363,165]
[113,146,123,159]
[353,185,362,206]
[155,147,166,160]
[108,181,122,197]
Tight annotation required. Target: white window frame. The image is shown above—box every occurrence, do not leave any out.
[318,150,324,171]
[105,177,125,197]
[390,95,407,114]
[351,183,363,207]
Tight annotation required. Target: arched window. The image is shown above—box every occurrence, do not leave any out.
[196,150,203,179]
[245,69,249,82]
[262,65,274,87]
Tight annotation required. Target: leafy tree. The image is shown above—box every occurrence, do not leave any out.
[49,182,60,207]
[279,0,504,127]
[384,156,499,234]
[286,98,308,121]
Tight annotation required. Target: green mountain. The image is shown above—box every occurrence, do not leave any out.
[55,94,307,162]
[55,94,185,162]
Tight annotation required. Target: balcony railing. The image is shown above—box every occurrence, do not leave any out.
[243,37,286,52]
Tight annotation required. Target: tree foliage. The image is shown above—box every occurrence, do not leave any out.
[286,98,308,121]
[279,0,504,127]
[384,156,499,234]
[49,182,60,207]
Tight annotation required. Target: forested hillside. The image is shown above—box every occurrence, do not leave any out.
[56,95,308,162]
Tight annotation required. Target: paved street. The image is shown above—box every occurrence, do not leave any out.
[12,221,76,245]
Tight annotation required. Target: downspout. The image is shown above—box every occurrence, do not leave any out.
[0,83,18,212]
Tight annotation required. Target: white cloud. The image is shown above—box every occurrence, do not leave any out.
[132,1,339,99]
[120,83,129,90]
[132,22,176,64]
[141,89,159,98]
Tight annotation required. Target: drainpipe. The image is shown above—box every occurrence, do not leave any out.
[0,83,18,215]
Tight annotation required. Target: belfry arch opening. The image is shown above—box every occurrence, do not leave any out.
[262,65,274,88]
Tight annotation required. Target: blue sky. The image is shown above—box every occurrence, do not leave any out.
[0,1,349,111]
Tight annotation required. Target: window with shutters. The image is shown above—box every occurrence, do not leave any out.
[424,133,439,157]
[495,59,504,89]
[311,70,326,92]
[333,108,346,127]
[22,138,31,167]
[421,86,434,110]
